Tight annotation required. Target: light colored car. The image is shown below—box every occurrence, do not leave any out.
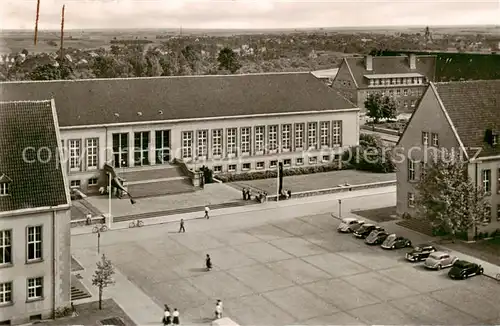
[337,218,364,233]
[424,251,458,270]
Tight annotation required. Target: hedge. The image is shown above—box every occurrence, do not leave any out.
[216,162,347,183]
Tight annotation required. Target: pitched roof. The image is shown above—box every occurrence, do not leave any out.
[433,80,500,158]
[0,100,69,212]
[0,73,356,127]
[344,55,437,88]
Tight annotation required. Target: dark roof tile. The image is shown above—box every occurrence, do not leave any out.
[434,80,500,158]
[0,100,68,212]
[0,73,355,127]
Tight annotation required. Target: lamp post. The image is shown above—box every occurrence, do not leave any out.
[338,199,342,219]
[276,159,280,202]
[97,229,101,254]
[107,172,112,230]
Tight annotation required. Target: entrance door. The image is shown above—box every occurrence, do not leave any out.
[155,130,171,164]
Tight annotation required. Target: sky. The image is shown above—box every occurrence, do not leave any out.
[1,0,499,30]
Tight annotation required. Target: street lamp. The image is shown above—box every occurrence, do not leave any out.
[107,171,112,230]
[338,199,342,219]
[97,229,102,254]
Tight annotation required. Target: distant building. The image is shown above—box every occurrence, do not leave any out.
[332,54,437,113]
[396,80,500,236]
[0,100,71,325]
[0,73,360,196]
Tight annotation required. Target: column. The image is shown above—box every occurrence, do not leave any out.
[128,131,134,168]
[149,130,156,166]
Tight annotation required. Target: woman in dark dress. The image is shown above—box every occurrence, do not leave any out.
[172,308,180,325]
[163,306,171,325]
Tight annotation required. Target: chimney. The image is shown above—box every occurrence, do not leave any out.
[409,53,416,70]
[365,55,373,71]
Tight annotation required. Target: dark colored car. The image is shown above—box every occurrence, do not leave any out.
[448,260,484,279]
[353,224,383,239]
[364,230,389,245]
[349,222,366,233]
[405,244,437,262]
[381,234,412,249]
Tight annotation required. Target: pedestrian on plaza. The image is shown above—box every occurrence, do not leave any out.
[215,300,222,319]
[242,188,246,200]
[206,254,212,271]
[204,205,210,219]
[163,306,171,325]
[247,189,252,200]
[179,219,186,233]
[172,308,180,325]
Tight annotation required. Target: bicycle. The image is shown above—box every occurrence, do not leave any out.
[129,219,144,228]
[92,224,108,233]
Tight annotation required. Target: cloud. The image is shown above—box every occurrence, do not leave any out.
[1,0,499,30]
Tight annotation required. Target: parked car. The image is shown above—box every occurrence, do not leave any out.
[337,218,364,233]
[349,221,366,233]
[364,230,389,245]
[353,224,383,239]
[424,251,458,270]
[448,260,484,279]
[381,234,412,249]
[405,244,437,262]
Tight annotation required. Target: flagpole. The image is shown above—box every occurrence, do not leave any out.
[107,172,112,229]
[276,159,280,202]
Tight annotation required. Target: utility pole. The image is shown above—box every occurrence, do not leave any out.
[60,4,65,61]
[34,0,41,45]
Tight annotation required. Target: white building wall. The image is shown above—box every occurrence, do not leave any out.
[60,110,359,191]
[1,208,71,325]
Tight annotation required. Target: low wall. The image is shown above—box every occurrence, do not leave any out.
[70,216,105,228]
[173,159,200,186]
[266,180,396,201]
[361,125,401,136]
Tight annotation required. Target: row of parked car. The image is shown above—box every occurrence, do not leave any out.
[337,217,485,280]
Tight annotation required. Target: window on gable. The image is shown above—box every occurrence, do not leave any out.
[0,183,9,196]
[0,174,12,196]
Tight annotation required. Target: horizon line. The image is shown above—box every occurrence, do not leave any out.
[1,24,499,32]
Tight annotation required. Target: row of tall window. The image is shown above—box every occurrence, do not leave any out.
[65,130,172,170]
[368,77,425,87]
[181,122,343,159]
[0,226,42,267]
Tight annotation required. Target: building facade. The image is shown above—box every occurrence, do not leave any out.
[332,54,437,113]
[0,73,360,195]
[0,100,72,325]
[396,80,500,235]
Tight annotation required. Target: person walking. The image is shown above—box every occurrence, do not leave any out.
[179,219,186,233]
[204,205,210,219]
[163,306,171,325]
[215,300,222,319]
[172,308,180,325]
[206,254,212,271]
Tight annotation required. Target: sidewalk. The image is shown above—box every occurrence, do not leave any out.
[339,209,500,280]
[71,186,396,236]
[72,248,164,325]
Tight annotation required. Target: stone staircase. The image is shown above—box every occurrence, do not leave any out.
[120,164,197,198]
[71,286,91,301]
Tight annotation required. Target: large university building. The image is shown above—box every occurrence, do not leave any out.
[0,100,72,325]
[396,80,500,236]
[0,72,360,195]
[332,54,437,113]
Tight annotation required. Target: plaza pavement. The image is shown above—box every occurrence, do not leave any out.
[72,186,500,325]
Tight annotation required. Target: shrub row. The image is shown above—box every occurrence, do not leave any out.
[474,229,500,240]
[217,163,345,183]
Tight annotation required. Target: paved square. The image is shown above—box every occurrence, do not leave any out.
[89,211,500,325]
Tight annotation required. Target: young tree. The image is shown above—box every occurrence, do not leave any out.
[92,254,115,310]
[415,150,490,240]
[364,93,397,123]
[217,47,241,73]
